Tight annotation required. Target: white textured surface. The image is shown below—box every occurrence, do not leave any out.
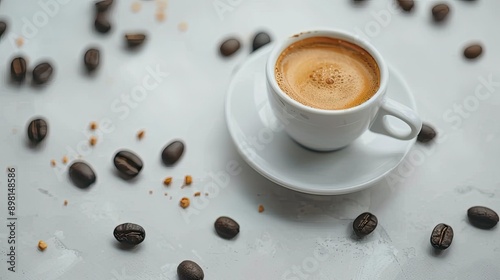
[0,0,499,279]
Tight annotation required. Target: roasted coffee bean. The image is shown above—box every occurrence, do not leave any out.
[113,150,143,178]
[464,44,483,59]
[113,223,146,245]
[220,38,241,57]
[161,140,185,165]
[32,62,53,85]
[0,20,7,38]
[27,118,48,144]
[432,4,450,22]
[84,48,100,72]
[353,212,378,237]
[467,206,499,229]
[214,216,239,239]
[95,0,113,13]
[397,0,414,12]
[417,123,436,143]
[125,33,146,48]
[430,223,453,250]
[68,161,97,188]
[177,260,204,280]
[11,57,27,83]
[252,32,272,52]
[95,13,111,33]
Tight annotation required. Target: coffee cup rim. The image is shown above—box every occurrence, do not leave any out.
[266,29,389,115]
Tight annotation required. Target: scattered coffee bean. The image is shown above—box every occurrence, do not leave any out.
[417,123,436,143]
[27,118,48,144]
[177,260,204,280]
[95,0,114,13]
[68,161,97,188]
[220,38,241,57]
[95,13,111,33]
[464,44,483,59]
[252,32,272,52]
[161,140,185,165]
[467,206,499,229]
[32,62,53,85]
[214,216,239,239]
[430,223,453,250]
[113,150,143,178]
[10,57,27,83]
[125,33,146,48]
[113,223,146,245]
[353,212,378,237]
[397,0,414,12]
[432,3,450,22]
[0,20,7,38]
[84,48,100,72]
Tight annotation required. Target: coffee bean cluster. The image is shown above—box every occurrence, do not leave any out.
[219,31,272,57]
[351,206,498,251]
[94,0,113,33]
[392,0,483,60]
[10,57,54,85]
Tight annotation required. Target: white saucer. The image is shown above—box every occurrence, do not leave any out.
[225,45,417,195]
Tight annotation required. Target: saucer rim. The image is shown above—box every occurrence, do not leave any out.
[225,44,417,195]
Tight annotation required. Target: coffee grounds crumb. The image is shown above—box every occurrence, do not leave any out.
[205,193,209,196]
[149,190,153,195]
[137,130,145,140]
[164,192,168,196]
[89,136,97,146]
[131,2,141,12]
[63,200,68,206]
[180,197,190,208]
[163,177,172,186]
[89,122,98,130]
[62,156,69,164]
[194,191,201,197]
[258,205,265,213]
[38,240,47,251]
[178,22,188,32]
[156,11,166,22]
[156,0,167,10]
[16,37,24,47]
[50,159,57,167]
[183,175,192,186]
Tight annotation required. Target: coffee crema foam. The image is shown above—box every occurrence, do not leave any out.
[275,37,380,110]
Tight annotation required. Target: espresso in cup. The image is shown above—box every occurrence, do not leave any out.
[275,37,380,110]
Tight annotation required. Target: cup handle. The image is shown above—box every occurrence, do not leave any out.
[369,98,422,140]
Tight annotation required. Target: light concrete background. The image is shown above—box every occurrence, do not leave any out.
[0,0,499,279]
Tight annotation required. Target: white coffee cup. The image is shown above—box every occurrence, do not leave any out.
[266,29,422,151]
